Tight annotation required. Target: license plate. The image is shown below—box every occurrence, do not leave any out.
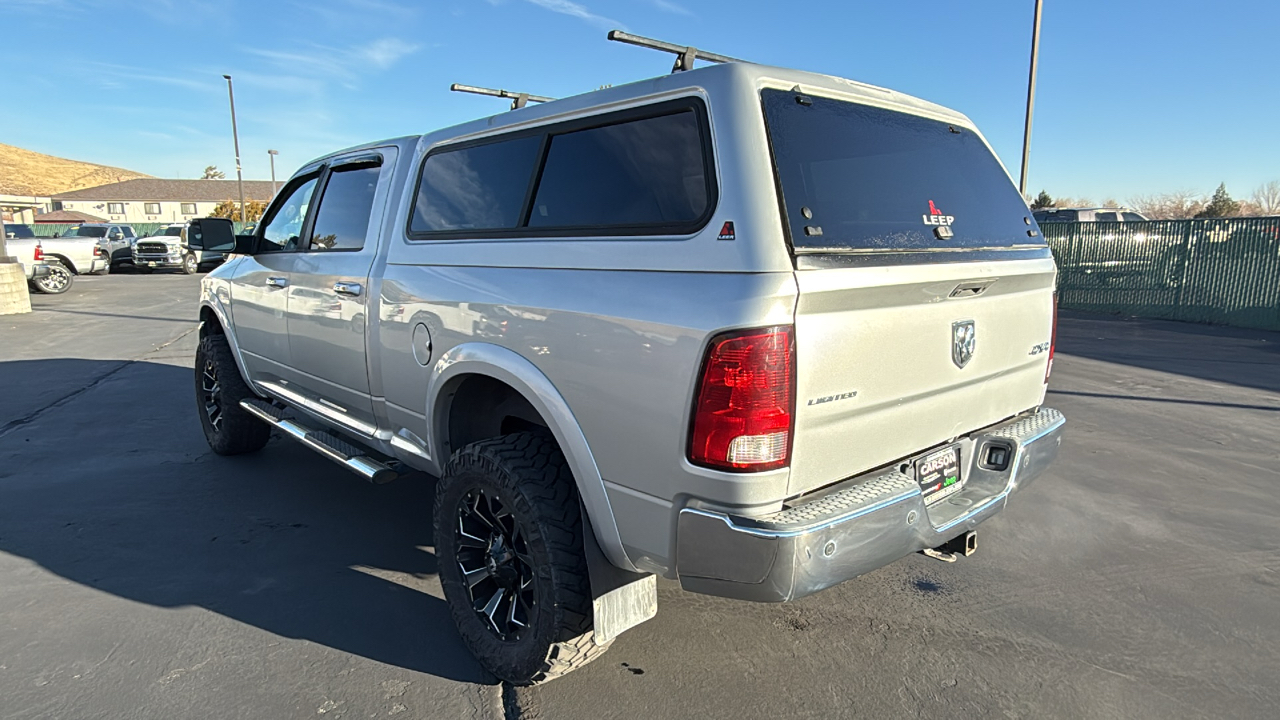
[148,261,156,267]
[916,445,963,505]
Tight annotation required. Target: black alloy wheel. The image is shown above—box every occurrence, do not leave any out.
[455,487,537,641]
[435,432,611,685]
[193,333,270,455]
[201,357,223,432]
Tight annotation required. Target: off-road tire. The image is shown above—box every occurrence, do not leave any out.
[182,253,198,275]
[194,333,270,455]
[31,261,72,294]
[435,432,610,685]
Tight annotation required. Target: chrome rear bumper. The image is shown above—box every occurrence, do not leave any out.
[676,408,1065,602]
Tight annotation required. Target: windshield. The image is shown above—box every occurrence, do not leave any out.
[160,226,184,236]
[762,89,1041,251]
[62,226,108,237]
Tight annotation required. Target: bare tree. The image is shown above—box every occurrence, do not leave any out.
[1128,190,1206,220]
[1251,180,1280,216]
[1052,196,1095,209]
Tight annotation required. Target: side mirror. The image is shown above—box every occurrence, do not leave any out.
[185,218,238,253]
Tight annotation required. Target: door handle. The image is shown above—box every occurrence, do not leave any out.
[266,276,289,289]
[333,281,363,297]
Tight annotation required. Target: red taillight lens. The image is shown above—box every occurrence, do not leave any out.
[33,245,44,261]
[689,326,794,471]
[1045,293,1058,383]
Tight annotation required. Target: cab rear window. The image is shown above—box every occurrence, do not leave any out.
[762,89,1041,251]
[408,99,714,239]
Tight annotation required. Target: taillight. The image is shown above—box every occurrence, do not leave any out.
[1045,293,1058,383]
[34,245,44,261]
[689,326,794,471]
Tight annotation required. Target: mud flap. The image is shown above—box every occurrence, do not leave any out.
[581,510,657,646]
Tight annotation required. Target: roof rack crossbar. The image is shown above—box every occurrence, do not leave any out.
[606,30,745,73]
[450,83,555,110]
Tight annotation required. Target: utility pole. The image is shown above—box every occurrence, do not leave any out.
[222,74,246,224]
[267,149,279,198]
[1019,0,1044,197]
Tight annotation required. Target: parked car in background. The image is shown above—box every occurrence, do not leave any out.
[1035,208,1186,285]
[53,223,137,272]
[25,225,113,276]
[4,236,72,294]
[133,222,225,274]
[4,222,37,240]
[1033,207,1149,223]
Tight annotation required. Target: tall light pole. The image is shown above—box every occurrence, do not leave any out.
[267,149,279,198]
[222,74,246,224]
[1019,0,1044,197]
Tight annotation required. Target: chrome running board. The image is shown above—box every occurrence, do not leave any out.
[239,398,399,484]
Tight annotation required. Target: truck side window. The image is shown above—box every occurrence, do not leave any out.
[1121,212,1144,222]
[529,110,708,229]
[261,177,319,252]
[411,135,541,233]
[1094,212,1118,222]
[307,165,380,251]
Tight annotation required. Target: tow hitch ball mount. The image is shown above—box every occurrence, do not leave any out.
[922,531,977,563]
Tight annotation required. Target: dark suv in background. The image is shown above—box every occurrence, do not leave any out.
[1033,207,1149,223]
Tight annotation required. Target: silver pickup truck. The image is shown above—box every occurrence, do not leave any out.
[188,44,1065,685]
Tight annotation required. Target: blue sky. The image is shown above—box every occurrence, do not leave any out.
[2,0,1276,202]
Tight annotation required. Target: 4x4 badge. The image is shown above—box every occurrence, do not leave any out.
[952,320,976,368]
[717,221,736,241]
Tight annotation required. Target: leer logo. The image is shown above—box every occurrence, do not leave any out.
[717,221,736,241]
[922,200,955,227]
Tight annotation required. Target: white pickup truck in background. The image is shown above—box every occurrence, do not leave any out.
[3,224,110,276]
[2,233,71,294]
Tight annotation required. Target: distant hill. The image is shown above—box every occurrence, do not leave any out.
[0,143,151,197]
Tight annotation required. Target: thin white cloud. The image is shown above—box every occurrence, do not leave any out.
[521,0,624,31]
[650,0,692,16]
[88,63,221,94]
[355,38,421,69]
[290,0,418,29]
[244,37,421,88]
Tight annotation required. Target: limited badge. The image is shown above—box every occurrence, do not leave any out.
[717,221,736,241]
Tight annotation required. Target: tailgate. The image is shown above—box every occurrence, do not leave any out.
[789,257,1055,495]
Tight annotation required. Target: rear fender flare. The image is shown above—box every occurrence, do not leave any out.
[427,342,639,573]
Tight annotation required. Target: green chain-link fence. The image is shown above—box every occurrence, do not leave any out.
[1044,217,1280,331]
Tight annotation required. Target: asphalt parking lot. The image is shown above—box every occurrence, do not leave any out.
[2,273,1278,719]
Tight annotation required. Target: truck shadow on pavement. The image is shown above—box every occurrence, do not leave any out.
[1057,311,1280,394]
[0,358,492,685]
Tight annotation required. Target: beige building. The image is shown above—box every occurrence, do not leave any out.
[49,179,277,224]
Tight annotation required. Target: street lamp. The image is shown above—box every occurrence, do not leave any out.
[222,74,247,224]
[1018,0,1044,197]
[267,149,279,198]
